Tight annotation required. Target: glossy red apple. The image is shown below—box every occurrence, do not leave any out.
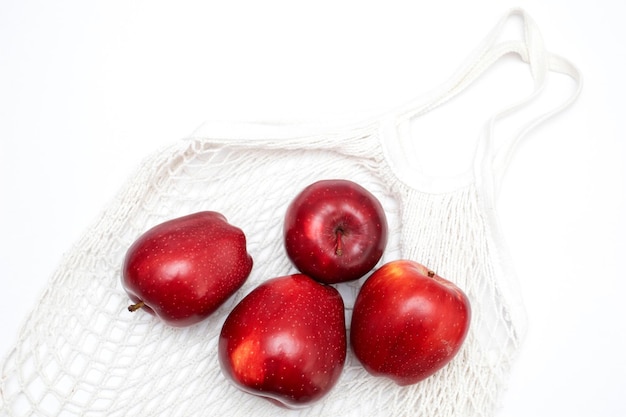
[283,179,388,284]
[350,260,471,386]
[122,211,253,327]
[218,274,347,408]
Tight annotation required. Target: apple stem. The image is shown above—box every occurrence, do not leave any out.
[128,301,145,312]
[335,229,344,256]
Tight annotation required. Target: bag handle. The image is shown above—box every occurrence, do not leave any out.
[395,9,546,124]
[388,8,582,196]
[478,9,583,198]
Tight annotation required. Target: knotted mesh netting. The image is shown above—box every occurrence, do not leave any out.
[0,8,580,417]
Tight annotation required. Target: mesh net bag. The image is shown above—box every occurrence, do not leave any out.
[0,8,581,417]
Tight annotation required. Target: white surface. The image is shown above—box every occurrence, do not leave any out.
[0,1,623,416]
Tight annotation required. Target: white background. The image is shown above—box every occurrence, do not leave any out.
[1,1,624,416]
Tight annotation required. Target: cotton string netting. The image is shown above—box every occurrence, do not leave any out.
[0,9,581,417]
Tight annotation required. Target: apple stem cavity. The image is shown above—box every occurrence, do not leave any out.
[335,228,344,256]
[128,301,146,312]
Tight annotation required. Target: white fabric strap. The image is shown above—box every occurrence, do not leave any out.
[389,8,582,196]
[394,9,545,123]
[487,50,582,197]
[477,9,582,197]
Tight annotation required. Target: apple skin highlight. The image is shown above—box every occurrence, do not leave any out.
[284,179,388,284]
[122,211,253,327]
[350,260,471,386]
[218,274,347,408]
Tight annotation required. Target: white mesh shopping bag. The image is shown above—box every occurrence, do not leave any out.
[0,8,581,417]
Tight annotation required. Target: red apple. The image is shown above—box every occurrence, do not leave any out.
[350,260,471,386]
[218,274,347,408]
[283,179,388,284]
[122,211,253,327]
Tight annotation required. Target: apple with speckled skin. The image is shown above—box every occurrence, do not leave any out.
[218,274,346,408]
[350,260,471,386]
[283,179,388,284]
[122,211,253,327]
